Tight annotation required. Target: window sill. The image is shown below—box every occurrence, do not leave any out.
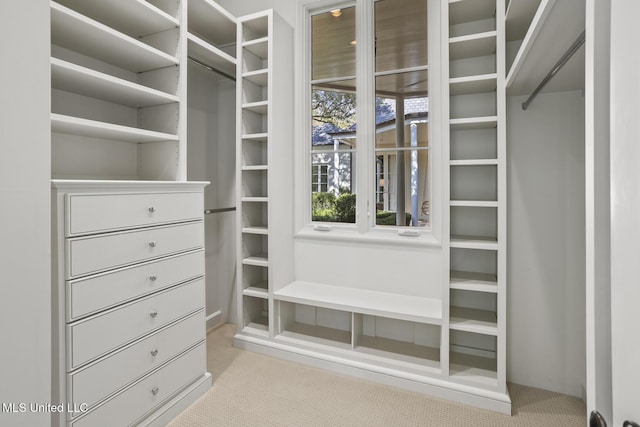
[295,225,442,248]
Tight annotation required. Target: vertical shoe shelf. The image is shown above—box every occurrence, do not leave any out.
[235,10,294,338]
[446,0,508,402]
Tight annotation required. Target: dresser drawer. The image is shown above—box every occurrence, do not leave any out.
[67,278,204,370]
[66,191,203,237]
[67,250,204,321]
[68,310,205,413]
[71,342,206,427]
[67,222,203,279]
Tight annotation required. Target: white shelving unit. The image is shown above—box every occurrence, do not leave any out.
[49,1,218,425]
[235,9,295,336]
[50,0,184,181]
[187,0,237,78]
[446,0,509,411]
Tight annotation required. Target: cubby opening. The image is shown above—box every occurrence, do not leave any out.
[242,138,268,167]
[243,295,269,332]
[241,48,268,74]
[241,200,268,230]
[450,206,497,239]
[241,78,268,104]
[450,165,497,201]
[241,169,268,198]
[354,315,441,371]
[450,128,497,161]
[449,18,496,39]
[241,233,268,261]
[450,92,497,120]
[449,330,497,384]
[242,16,269,42]
[278,302,352,350]
[450,247,498,283]
[241,109,268,136]
[243,265,269,294]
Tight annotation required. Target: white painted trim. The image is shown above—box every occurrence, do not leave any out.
[234,335,511,414]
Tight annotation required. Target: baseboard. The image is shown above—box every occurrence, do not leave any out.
[141,372,212,427]
[234,334,511,415]
[206,311,223,330]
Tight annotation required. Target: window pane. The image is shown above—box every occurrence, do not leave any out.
[375,0,428,73]
[312,85,357,150]
[312,6,356,81]
[311,153,355,223]
[375,94,429,150]
[375,150,429,227]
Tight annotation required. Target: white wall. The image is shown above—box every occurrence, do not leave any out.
[610,0,640,424]
[187,64,237,327]
[0,3,51,426]
[506,91,586,397]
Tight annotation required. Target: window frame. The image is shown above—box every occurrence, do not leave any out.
[294,0,443,246]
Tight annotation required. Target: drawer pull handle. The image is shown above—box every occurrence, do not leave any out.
[148,206,156,213]
[148,241,157,248]
[150,349,159,356]
[151,387,159,396]
[149,275,158,282]
[150,311,158,318]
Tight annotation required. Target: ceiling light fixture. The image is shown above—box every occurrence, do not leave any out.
[330,9,342,17]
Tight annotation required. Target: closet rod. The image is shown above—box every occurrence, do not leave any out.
[204,207,236,215]
[522,30,585,110]
[188,56,236,82]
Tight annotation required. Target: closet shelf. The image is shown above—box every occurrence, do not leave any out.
[274,281,442,325]
[242,255,269,267]
[242,226,268,235]
[188,0,237,47]
[506,0,584,96]
[449,117,498,130]
[242,165,268,171]
[243,322,270,336]
[449,0,496,26]
[450,200,498,207]
[51,2,179,73]
[243,37,269,59]
[242,101,269,115]
[449,31,497,60]
[450,235,498,250]
[243,287,268,299]
[449,74,497,95]
[450,270,498,293]
[450,159,498,166]
[241,197,268,203]
[51,114,179,143]
[55,0,178,39]
[450,307,498,336]
[243,69,269,87]
[51,58,178,108]
[505,0,542,41]
[187,33,236,78]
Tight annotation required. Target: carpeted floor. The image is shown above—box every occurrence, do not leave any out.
[168,323,586,426]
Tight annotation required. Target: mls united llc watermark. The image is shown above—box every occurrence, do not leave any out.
[2,402,89,414]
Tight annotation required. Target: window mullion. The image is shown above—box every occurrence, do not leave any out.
[355,0,375,233]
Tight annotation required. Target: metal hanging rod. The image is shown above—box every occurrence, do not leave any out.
[188,56,236,82]
[522,30,585,111]
[204,207,236,215]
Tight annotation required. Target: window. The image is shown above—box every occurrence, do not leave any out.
[301,0,437,235]
[311,164,329,193]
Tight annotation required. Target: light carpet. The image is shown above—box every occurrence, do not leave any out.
[168,323,585,426]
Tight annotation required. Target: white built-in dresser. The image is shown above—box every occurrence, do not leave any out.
[51,181,211,426]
